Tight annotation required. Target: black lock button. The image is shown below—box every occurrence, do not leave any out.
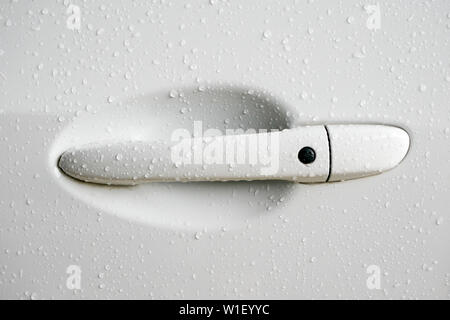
[298,147,316,164]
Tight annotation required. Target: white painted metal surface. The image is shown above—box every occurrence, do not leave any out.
[326,124,410,182]
[1,0,449,300]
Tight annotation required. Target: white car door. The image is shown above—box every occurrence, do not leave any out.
[1,0,449,299]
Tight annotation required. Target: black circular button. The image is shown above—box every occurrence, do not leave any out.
[298,147,316,164]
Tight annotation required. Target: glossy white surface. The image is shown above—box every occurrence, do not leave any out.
[58,126,331,184]
[327,124,409,182]
[1,0,449,299]
[58,124,408,184]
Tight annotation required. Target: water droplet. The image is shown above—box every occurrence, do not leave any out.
[300,91,308,100]
[169,89,178,98]
[418,84,427,92]
[262,30,272,40]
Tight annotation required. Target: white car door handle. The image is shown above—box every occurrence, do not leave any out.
[58,124,409,185]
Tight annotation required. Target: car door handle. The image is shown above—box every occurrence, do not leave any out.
[58,124,409,185]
